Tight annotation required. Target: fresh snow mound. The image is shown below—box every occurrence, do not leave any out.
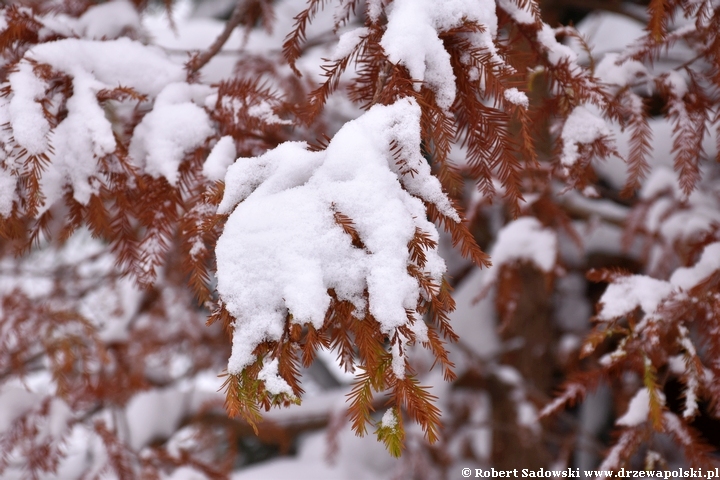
[215,98,458,374]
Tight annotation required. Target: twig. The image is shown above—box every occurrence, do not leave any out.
[187,0,249,74]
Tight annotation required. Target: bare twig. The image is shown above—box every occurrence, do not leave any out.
[187,0,248,74]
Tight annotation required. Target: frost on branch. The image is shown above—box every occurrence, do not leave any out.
[214,97,463,447]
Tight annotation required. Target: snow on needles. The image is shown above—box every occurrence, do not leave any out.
[616,388,654,427]
[203,136,237,182]
[380,0,500,110]
[2,38,202,209]
[598,276,673,321]
[598,242,720,321]
[215,98,458,375]
[129,82,215,185]
[481,217,557,288]
[561,104,612,167]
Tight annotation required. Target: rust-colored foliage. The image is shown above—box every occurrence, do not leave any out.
[0,0,720,477]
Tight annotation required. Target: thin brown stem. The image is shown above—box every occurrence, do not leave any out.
[187,0,248,74]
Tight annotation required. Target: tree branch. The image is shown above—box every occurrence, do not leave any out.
[187,0,249,74]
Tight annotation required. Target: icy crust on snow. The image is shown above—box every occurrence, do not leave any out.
[3,38,191,208]
[380,0,500,110]
[215,98,458,374]
[482,217,557,287]
[598,242,720,321]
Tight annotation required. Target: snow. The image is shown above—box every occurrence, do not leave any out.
[77,0,142,40]
[600,241,720,323]
[78,277,142,343]
[670,242,720,291]
[561,105,611,167]
[497,0,536,24]
[126,386,192,450]
[203,136,237,181]
[247,101,290,125]
[597,275,672,321]
[332,27,369,60]
[163,467,208,480]
[681,367,699,419]
[216,98,458,374]
[447,267,500,360]
[5,38,187,208]
[231,425,398,480]
[493,365,540,434]
[663,411,692,445]
[466,392,492,460]
[593,115,717,191]
[594,53,647,87]
[0,387,41,435]
[661,207,720,244]
[640,167,680,199]
[380,0,500,109]
[37,397,72,443]
[129,82,215,185]
[616,387,654,427]
[7,62,50,156]
[23,38,184,97]
[0,166,15,217]
[3,1,718,476]
[380,408,398,429]
[537,24,578,66]
[482,216,557,287]
[665,70,688,99]
[366,0,383,23]
[504,87,529,108]
[258,358,296,397]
